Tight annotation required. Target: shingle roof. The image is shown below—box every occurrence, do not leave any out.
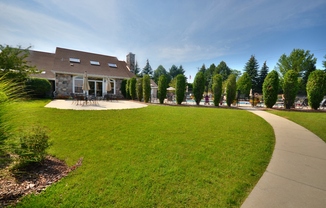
[26,50,56,80]
[27,47,135,79]
[52,47,135,79]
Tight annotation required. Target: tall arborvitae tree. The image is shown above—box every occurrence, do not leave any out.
[158,75,168,104]
[142,75,151,103]
[205,64,215,93]
[244,55,259,92]
[136,78,143,101]
[226,74,237,107]
[283,70,299,109]
[193,71,205,105]
[263,70,279,108]
[257,61,269,93]
[306,70,326,110]
[175,74,186,105]
[212,74,223,106]
[141,59,153,77]
[129,77,137,100]
[215,61,231,82]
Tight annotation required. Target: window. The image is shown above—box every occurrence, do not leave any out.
[69,58,80,63]
[90,61,100,66]
[108,63,117,68]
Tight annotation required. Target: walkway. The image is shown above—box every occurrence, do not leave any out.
[45,99,147,110]
[241,108,326,208]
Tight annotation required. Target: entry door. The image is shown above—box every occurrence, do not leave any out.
[88,81,103,97]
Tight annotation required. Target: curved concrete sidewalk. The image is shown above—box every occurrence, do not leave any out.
[241,108,326,208]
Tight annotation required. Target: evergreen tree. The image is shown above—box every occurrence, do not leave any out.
[136,78,143,101]
[226,74,237,107]
[142,75,151,103]
[212,74,223,106]
[257,61,269,93]
[215,61,231,82]
[205,64,215,93]
[158,75,168,104]
[133,61,141,77]
[141,59,153,77]
[263,70,279,108]
[169,65,185,80]
[306,70,326,110]
[193,71,205,105]
[175,74,186,105]
[244,55,259,92]
[283,70,299,109]
[129,77,137,100]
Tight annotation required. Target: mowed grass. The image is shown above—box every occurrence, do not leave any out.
[8,100,274,207]
[267,109,326,142]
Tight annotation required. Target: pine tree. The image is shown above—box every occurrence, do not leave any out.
[257,61,269,93]
[141,59,153,77]
[244,55,259,92]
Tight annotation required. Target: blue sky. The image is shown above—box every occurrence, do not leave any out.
[1,0,326,82]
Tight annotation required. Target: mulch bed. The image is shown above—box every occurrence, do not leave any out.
[0,156,83,207]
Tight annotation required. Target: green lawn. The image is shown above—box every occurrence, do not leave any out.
[267,109,326,143]
[7,100,274,207]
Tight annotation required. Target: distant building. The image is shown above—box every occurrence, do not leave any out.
[126,52,135,73]
[26,47,136,98]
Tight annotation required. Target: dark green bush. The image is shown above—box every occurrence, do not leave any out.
[193,71,205,105]
[120,79,127,98]
[263,70,279,108]
[175,74,186,104]
[25,78,51,98]
[125,79,131,99]
[212,74,223,106]
[129,77,137,100]
[15,126,50,168]
[136,78,143,101]
[143,75,151,103]
[158,75,168,104]
[283,70,299,109]
[306,70,326,110]
[226,74,236,107]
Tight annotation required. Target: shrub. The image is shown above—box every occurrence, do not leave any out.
[136,78,143,101]
[212,74,223,106]
[120,79,127,98]
[193,71,205,105]
[236,72,251,98]
[125,79,131,99]
[283,70,299,109]
[158,75,168,104]
[175,74,186,104]
[15,126,50,168]
[143,75,151,103]
[25,78,51,98]
[306,70,326,110]
[226,74,236,107]
[129,77,137,100]
[263,70,279,108]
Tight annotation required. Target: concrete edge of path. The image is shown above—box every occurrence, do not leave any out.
[241,107,326,208]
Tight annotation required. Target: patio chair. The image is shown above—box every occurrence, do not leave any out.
[70,93,77,105]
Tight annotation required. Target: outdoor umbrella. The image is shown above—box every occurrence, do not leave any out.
[82,71,90,93]
[107,77,112,92]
